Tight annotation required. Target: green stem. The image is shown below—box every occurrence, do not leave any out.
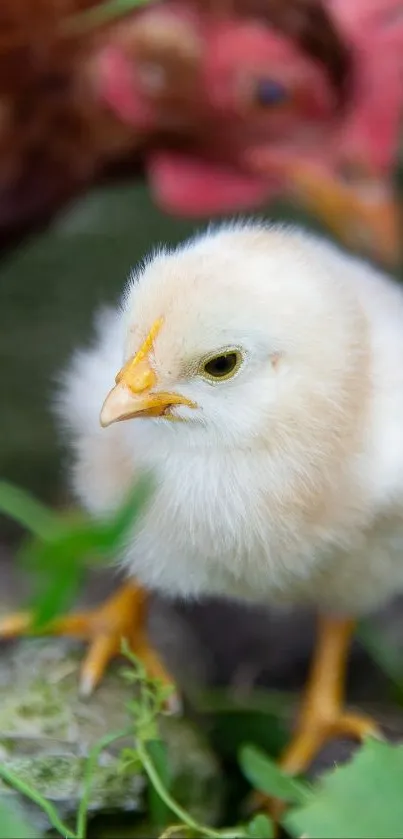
[0,764,76,839]
[76,728,131,839]
[137,739,246,839]
[65,0,154,34]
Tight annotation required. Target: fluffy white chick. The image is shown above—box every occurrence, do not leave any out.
[4,220,403,776]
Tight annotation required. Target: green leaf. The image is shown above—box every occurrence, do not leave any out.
[102,472,153,550]
[8,474,153,627]
[245,814,275,839]
[239,744,308,805]
[285,738,403,839]
[0,480,60,540]
[20,522,102,628]
[146,739,171,829]
[27,549,86,629]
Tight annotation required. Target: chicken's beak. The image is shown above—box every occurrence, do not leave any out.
[288,163,400,268]
[100,318,197,427]
[248,149,400,268]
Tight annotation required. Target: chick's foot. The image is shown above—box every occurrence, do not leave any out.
[278,710,378,778]
[0,582,177,705]
[253,615,381,820]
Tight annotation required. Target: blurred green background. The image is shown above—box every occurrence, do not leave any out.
[0,183,197,504]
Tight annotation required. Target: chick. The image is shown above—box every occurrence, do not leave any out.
[3,221,403,778]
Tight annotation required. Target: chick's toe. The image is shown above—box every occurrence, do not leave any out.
[0,581,177,704]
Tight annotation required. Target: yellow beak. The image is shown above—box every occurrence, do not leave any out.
[287,162,400,268]
[100,318,197,427]
[248,149,400,268]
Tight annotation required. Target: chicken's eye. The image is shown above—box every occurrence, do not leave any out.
[254,79,288,107]
[201,350,242,382]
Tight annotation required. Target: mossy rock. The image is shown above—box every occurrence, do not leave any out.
[0,636,223,834]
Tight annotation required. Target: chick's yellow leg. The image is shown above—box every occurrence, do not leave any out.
[279,615,380,778]
[252,616,381,824]
[0,582,175,700]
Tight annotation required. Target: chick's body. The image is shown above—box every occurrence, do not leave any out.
[59,223,403,619]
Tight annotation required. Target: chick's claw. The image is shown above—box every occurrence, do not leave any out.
[253,709,381,826]
[279,710,381,779]
[0,582,177,705]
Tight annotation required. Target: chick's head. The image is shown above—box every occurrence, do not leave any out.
[100,223,366,453]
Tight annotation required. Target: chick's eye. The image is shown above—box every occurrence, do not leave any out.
[202,351,242,381]
[254,79,288,107]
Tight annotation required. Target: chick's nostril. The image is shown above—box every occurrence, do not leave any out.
[127,366,156,393]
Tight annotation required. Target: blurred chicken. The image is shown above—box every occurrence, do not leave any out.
[328,0,403,176]
[0,0,348,241]
[96,0,402,266]
[3,221,403,785]
[248,0,403,264]
[1,0,400,267]
[0,0,143,241]
[95,1,346,216]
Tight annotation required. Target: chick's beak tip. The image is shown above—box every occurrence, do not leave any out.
[100,381,198,428]
[99,382,139,428]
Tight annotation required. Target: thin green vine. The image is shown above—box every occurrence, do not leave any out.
[75,728,132,838]
[136,738,248,839]
[0,764,76,839]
